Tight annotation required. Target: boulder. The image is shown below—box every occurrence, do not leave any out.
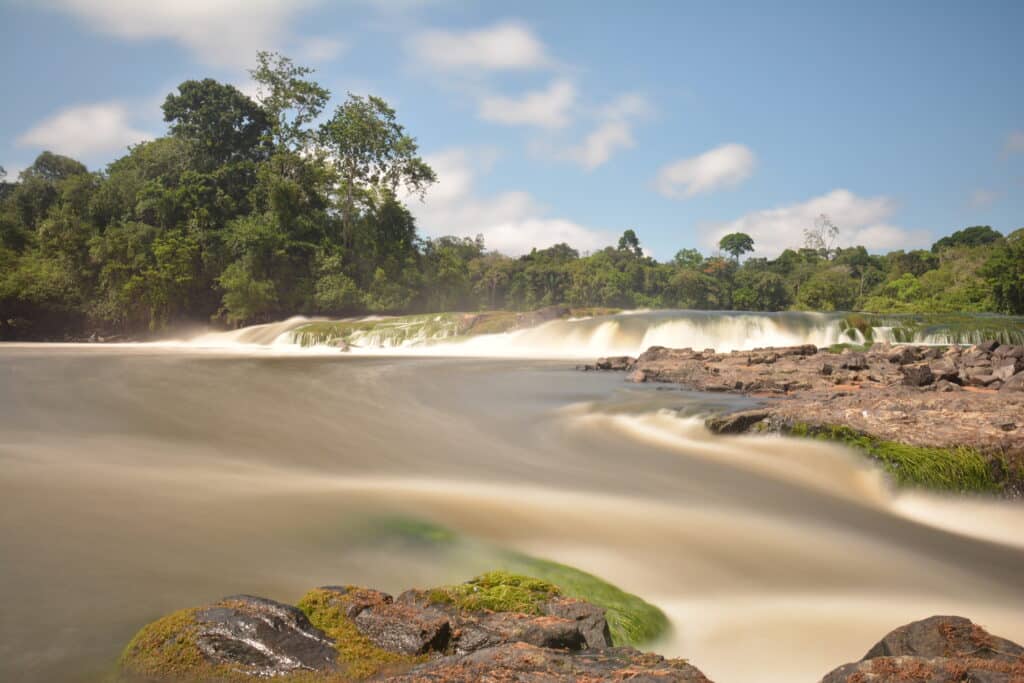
[385,642,711,682]
[839,352,869,371]
[544,598,613,650]
[595,356,636,371]
[887,346,919,365]
[193,595,340,677]
[1000,371,1024,392]
[900,364,935,387]
[353,601,451,655]
[820,615,1024,683]
[977,339,1001,353]
[705,410,770,434]
[928,359,960,383]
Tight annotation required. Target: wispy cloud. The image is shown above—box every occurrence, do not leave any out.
[656,143,756,199]
[47,0,332,68]
[557,93,653,170]
[409,20,552,72]
[478,79,576,129]
[968,188,1001,209]
[17,102,152,158]
[704,189,928,256]
[1005,130,1024,155]
[411,148,613,255]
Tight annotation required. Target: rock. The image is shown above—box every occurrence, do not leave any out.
[887,346,919,365]
[933,379,962,392]
[900,364,935,387]
[1000,371,1024,392]
[928,359,960,383]
[705,409,770,434]
[821,615,1024,683]
[385,642,711,682]
[595,356,636,371]
[544,598,613,650]
[977,339,1001,353]
[193,595,340,677]
[839,352,869,370]
[353,600,451,655]
[820,362,834,376]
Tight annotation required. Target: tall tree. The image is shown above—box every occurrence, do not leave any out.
[250,51,330,154]
[163,79,271,167]
[319,94,436,245]
[718,232,754,261]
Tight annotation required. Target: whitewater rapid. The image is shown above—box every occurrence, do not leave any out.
[3,315,1024,682]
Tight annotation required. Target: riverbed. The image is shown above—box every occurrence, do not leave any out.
[2,342,1023,682]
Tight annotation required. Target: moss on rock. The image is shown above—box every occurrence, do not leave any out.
[296,588,425,680]
[425,571,560,615]
[787,422,1002,493]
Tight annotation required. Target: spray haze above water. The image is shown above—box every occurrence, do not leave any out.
[2,309,1024,682]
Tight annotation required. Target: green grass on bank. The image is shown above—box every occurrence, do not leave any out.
[787,423,1002,494]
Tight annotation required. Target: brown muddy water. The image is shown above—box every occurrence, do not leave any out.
[2,343,1023,682]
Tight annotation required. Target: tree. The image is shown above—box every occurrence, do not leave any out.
[250,51,330,154]
[982,228,1024,313]
[617,229,643,258]
[931,225,1003,253]
[804,213,839,257]
[718,232,754,261]
[163,79,271,167]
[319,94,436,245]
[673,248,703,269]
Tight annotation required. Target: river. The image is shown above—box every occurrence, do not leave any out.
[2,311,1023,682]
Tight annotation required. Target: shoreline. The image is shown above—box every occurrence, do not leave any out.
[585,341,1024,496]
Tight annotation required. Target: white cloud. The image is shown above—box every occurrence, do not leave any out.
[1,164,25,182]
[478,79,576,129]
[969,188,1000,208]
[17,102,152,158]
[704,189,929,256]
[557,93,653,170]
[410,148,612,255]
[409,21,551,71]
[656,143,756,199]
[1005,130,1024,155]
[47,0,322,68]
[297,36,347,63]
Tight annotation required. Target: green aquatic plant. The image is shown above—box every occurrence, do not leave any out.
[787,423,1001,493]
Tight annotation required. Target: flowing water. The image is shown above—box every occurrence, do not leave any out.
[2,310,1024,683]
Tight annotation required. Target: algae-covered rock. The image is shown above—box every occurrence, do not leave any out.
[118,571,687,682]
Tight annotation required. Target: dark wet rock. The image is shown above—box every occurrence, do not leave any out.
[193,595,340,676]
[544,597,613,650]
[385,642,712,682]
[595,355,636,371]
[900,363,935,387]
[706,409,770,434]
[354,601,451,655]
[820,615,1024,682]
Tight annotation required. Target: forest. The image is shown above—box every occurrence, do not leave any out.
[2,53,1022,340]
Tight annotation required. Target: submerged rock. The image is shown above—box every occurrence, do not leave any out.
[820,615,1024,682]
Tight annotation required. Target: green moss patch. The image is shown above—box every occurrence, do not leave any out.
[296,588,424,680]
[425,571,559,615]
[369,517,669,647]
[788,423,1001,494]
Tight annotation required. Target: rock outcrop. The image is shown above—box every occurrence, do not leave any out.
[821,615,1024,682]
[118,571,701,682]
[587,341,1024,494]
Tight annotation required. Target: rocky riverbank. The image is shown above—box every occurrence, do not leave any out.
[117,571,1024,682]
[585,341,1024,495]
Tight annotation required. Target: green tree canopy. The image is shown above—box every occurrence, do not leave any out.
[718,232,754,261]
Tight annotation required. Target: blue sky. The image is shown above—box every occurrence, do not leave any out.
[1,0,1022,258]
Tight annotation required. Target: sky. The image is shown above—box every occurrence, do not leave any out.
[1,0,1022,259]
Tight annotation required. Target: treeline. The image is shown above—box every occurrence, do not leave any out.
[1,54,1023,339]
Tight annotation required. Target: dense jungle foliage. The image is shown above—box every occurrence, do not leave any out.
[1,54,1022,339]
